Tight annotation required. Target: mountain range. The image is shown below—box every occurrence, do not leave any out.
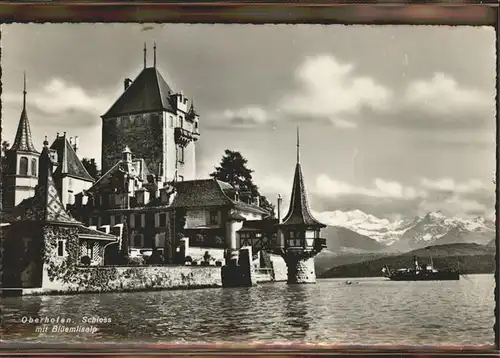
[315,210,495,253]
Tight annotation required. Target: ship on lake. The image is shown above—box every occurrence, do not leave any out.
[382,256,460,281]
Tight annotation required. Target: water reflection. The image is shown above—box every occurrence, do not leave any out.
[0,275,494,346]
[283,285,310,340]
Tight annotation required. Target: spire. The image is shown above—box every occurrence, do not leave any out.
[11,72,38,153]
[153,41,157,68]
[296,126,300,164]
[143,42,147,69]
[281,130,325,228]
[23,71,27,111]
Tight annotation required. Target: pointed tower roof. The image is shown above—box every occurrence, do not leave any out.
[21,146,80,225]
[102,67,176,118]
[280,127,325,228]
[49,134,94,182]
[11,73,38,153]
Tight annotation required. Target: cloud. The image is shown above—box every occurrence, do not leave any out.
[3,78,111,117]
[208,55,494,131]
[420,177,490,194]
[315,175,424,200]
[279,55,392,119]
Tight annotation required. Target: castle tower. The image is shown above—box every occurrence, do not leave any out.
[100,43,199,185]
[279,127,327,284]
[2,73,40,211]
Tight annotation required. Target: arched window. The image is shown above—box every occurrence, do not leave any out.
[19,156,28,175]
[31,158,37,176]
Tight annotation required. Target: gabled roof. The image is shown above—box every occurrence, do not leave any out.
[50,135,94,182]
[238,219,279,232]
[102,67,176,118]
[11,95,38,154]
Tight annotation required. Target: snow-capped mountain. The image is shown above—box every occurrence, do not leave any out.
[314,210,495,252]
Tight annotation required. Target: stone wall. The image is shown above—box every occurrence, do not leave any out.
[286,256,316,284]
[101,112,164,174]
[26,265,222,295]
[269,254,287,282]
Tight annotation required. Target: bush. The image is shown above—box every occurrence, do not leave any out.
[216,260,223,267]
[81,256,91,266]
[147,251,165,265]
[128,256,144,266]
[191,261,198,266]
[185,256,193,263]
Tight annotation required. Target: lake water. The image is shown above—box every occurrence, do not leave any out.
[0,274,495,347]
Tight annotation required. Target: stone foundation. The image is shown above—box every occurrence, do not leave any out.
[286,256,316,284]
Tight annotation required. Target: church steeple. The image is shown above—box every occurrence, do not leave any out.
[11,72,38,154]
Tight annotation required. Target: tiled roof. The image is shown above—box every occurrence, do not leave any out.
[169,179,233,208]
[11,108,38,153]
[102,67,176,118]
[281,162,325,228]
[238,219,279,233]
[50,136,94,182]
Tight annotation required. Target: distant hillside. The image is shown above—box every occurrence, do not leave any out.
[314,250,391,275]
[319,243,495,279]
[323,226,387,252]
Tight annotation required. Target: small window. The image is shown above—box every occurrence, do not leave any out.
[179,116,184,128]
[178,175,184,182]
[169,116,174,128]
[31,158,37,176]
[209,210,218,225]
[159,213,167,227]
[135,214,142,228]
[19,156,28,175]
[57,241,64,257]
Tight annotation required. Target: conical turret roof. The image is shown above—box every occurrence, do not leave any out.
[281,128,325,228]
[11,73,38,154]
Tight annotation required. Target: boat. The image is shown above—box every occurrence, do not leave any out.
[382,255,460,281]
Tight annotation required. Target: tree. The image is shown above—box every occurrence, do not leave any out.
[82,157,100,180]
[210,150,276,219]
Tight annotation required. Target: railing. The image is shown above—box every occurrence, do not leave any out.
[174,127,198,146]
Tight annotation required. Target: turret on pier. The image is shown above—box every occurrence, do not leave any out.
[277,127,327,284]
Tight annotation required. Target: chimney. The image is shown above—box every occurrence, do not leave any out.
[124,78,132,91]
[74,136,79,153]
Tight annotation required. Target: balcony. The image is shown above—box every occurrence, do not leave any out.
[174,127,199,147]
[315,238,327,250]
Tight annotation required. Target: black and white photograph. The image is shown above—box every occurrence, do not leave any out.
[0,23,496,347]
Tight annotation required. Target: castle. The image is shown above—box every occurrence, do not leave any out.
[1,44,326,290]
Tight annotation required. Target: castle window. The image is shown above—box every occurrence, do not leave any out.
[57,241,65,257]
[135,214,142,228]
[179,116,184,128]
[169,116,174,128]
[178,175,184,182]
[19,156,28,175]
[31,158,37,176]
[159,213,167,227]
[209,210,219,225]
[178,146,185,163]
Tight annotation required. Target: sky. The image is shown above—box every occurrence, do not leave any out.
[2,24,496,221]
